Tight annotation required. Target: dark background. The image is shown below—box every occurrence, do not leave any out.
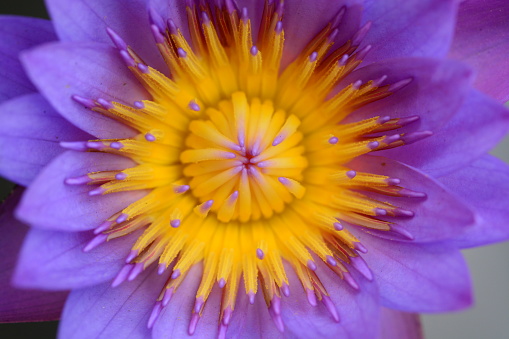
[1,3,59,339]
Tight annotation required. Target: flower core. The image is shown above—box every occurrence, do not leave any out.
[65,1,430,335]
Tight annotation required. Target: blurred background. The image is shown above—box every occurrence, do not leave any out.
[0,0,508,338]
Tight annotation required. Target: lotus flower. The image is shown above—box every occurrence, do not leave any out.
[1,0,509,338]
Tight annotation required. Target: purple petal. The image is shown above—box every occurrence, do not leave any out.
[439,155,509,248]
[379,308,423,339]
[0,93,91,186]
[349,155,477,243]
[361,0,457,64]
[282,0,363,68]
[342,58,473,135]
[449,0,509,102]
[0,16,57,103]
[279,262,380,338]
[152,264,223,338]
[13,227,140,290]
[45,0,166,73]
[16,151,144,231]
[59,266,165,339]
[0,188,68,322]
[21,41,148,139]
[379,89,509,177]
[350,230,473,312]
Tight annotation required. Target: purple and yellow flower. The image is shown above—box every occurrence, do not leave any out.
[1,0,509,338]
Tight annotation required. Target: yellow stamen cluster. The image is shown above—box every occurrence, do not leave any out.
[70,1,421,334]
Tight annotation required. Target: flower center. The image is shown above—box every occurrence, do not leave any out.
[181,92,307,222]
[62,1,431,335]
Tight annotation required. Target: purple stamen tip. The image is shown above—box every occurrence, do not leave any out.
[352,80,362,89]
[106,27,127,51]
[150,24,165,44]
[188,101,200,111]
[134,101,144,109]
[248,292,256,305]
[346,170,357,179]
[373,75,388,87]
[401,130,433,145]
[278,177,290,185]
[97,98,114,110]
[343,271,360,290]
[218,278,226,288]
[188,313,200,335]
[394,208,415,218]
[120,50,136,67]
[174,185,190,193]
[125,250,138,263]
[60,141,89,152]
[333,222,343,231]
[338,54,349,66]
[83,233,108,252]
[128,262,144,281]
[194,297,204,313]
[326,255,337,266]
[352,21,372,46]
[250,45,258,56]
[328,136,339,144]
[307,260,317,271]
[378,116,391,124]
[384,134,401,144]
[322,295,340,322]
[158,263,167,275]
[203,200,214,210]
[178,47,187,58]
[306,289,317,307]
[327,28,339,43]
[354,242,368,254]
[145,133,156,142]
[147,302,163,329]
[368,141,379,150]
[167,19,178,35]
[201,11,211,24]
[115,172,127,180]
[116,213,129,223]
[222,307,233,325]
[275,21,283,34]
[398,188,427,198]
[356,44,372,60]
[241,7,248,22]
[309,51,318,62]
[390,224,415,240]
[256,248,264,260]
[72,95,96,108]
[388,77,413,92]
[374,207,387,216]
[272,135,285,146]
[86,141,105,150]
[170,219,181,228]
[111,264,133,288]
[162,287,174,306]
[137,63,149,74]
[171,269,181,279]
[94,221,112,234]
[281,283,290,297]
[65,175,91,185]
[386,178,400,185]
[88,187,106,196]
[109,142,123,150]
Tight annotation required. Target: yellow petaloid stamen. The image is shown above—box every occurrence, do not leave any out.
[72,1,426,335]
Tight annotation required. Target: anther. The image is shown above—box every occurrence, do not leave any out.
[88,187,106,196]
[309,51,318,62]
[171,269,181,279]
[373,75,388,87]
[170,219,181,228]
[65,175,91,185]
[256,248,264,260]
[128,262,144,281]
[275,21,283,34]
[281,283,290,297]
[218,278,226,288]
[241,7,248,22]
[388,77,413,92]
[111,264,134,288]
[374,208,387,216]
[356,44,372,60]
[157,263,167,275]
[177,47,187,58]
[145,133,156,142]
[106,27,127,51]
[147,301,163,329]
[137,63,149,74]
[385,177,401,185]
[116,213,129,223]
[307,260,317,271]
[368,141,379,150]
[86,141,106,150]
[248,292,256,304]
[352,21,372,46]
[352,80,362,90]
[72,95,96,109]
[150,24,165,44]
[389,224,415,240]
[188,100,200,111]
[115,172,127,180]
[119,50,136,67]
[83,233,108,252]
[350,256,374,281]
[338,54,349,66]
[306,289,317,307]
[333,222,344,231]
[110,141,124,149]
[167,19,178,35]
[346,170,357,179]
[393,208,415,218]
[326,255,337,266]
[250,45,258,56]
[354,242,368,254]
[133,101,145,109]
[321,295,340,322]
[328,136,339,144]
[94,220,113,234]
[384,134,401,144]
[397,188,427,198]
[401,131,433,145]
[60,141,89,151]
[174,185,190,193]
[201,11,211,24]
[125,250,139,263]
[343,271,360,290]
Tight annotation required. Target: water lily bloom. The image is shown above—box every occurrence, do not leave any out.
[1,0,509,338]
